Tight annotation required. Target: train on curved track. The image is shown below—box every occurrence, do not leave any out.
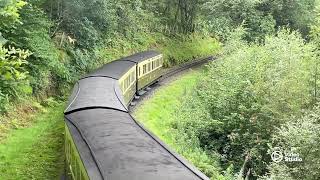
[64,50,210,180]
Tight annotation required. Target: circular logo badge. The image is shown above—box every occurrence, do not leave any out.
[271,149,283,163]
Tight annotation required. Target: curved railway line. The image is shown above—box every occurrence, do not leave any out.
[129,56,215,112]
[160,56,214,81]
[63,51,214,180]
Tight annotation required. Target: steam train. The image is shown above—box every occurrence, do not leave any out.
[64,50,210,180]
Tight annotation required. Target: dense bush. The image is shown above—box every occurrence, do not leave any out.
[0,0,26,31]
[0,0,32,113]
[261,8,320,179]
[0,44,31,113]
[264,105,320,179]
[173,28,319,178]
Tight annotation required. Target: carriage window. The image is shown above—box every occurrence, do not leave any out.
[139,67,141,76]
[131,71,135,82]
[127,78,129,89]
[148,63,151,72]
[127,78,129,87]
[143,65,147,74]
[125,78,127,90]
[133,71,136,81]
[152,61,155,70]
[127,78,130,89]
[128,77,130,88]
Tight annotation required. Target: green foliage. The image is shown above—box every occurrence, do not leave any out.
[1,0,320,178]
[55,0,159,48]
[41,97,59,107]
[160,34,220,66]
[134,70,225,179]
[97,32,220,68]
[271,0,317,37]
[0,0,27,30]
[201,0,276,41]
[161,0,201,34]
[0,0,31,112]
[0,104,65,179]
[310,5,320,47]
[265,105,320,179]
[17,4,62,92]
[4,2,76,95]
[50,0,115,49]
[0,44,31,113]
[174,28,319,178]
[201,0,317,41]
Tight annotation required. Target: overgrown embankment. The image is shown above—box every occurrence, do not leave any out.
[170,28,320,179]
[134,27,320,179]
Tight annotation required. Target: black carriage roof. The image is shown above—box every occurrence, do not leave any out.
[122,50,162,63]
[84,50,161,80]
[65,108,209,180]
[65,77,127,114]
[84,60,136,80]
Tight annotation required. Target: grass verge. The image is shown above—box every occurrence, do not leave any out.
[0,104,65,180]
[134,70,201,143]
[133,69,224,179]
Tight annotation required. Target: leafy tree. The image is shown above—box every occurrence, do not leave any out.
[145,0,201,34]
[201,0,276,41]
[4,2,74,95]
[46,0,116,49]
[270,0,317,37]
[0,0,26,31]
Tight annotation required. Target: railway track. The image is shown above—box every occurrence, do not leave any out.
[129,56,215,111]
[160,56,215,81]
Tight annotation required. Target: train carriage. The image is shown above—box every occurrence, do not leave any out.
[120,50,164,90]
[84,60,136,106]
[64,50,209,180]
